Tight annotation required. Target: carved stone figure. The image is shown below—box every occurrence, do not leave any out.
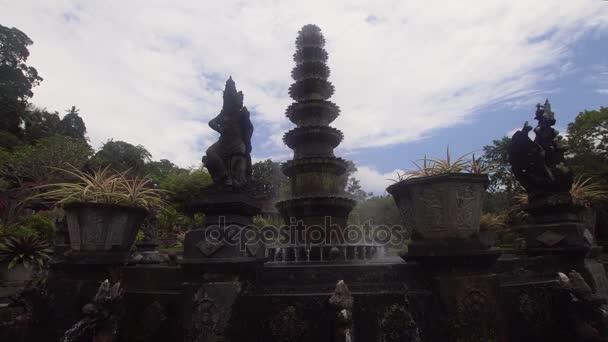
[508,99,573,200]
[202,77,253,189]
[61,280,124,342]
[329,280,354,342]
[189,288,221,342]
[557,270,608,341]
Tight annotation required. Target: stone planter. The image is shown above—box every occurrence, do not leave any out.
[386,173,488,240]
[0,262,34,286]
[64,203,148,254]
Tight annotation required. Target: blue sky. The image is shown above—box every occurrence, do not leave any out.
[1,1,607,194]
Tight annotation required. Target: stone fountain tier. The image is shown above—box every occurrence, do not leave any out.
[288,78,335,101]
[282,157,348,196]
[291,61,330,81]
[283,126,343,159]
[276,195,356,228]
[285,100,340,126]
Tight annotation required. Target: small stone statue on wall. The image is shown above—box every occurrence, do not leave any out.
[203,77,254,190]
[508,99,573,201]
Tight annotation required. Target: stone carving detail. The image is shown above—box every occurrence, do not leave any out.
[189,288,221,342]
[268,305,308,342]
[378,303,421,342]
[455,184,476,231]
[536,230,566,247]
[202,77,254,189]
[135,300,167,340]
[458,289,489,318]
[419,186,444,230]
[196,240,224,257]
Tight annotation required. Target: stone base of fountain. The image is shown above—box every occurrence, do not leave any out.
[266,244,386,263]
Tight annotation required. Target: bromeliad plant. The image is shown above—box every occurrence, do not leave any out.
[0,235,52,269]
[389,146,498,182]
[30,166,167,210]
[514,176,608,207]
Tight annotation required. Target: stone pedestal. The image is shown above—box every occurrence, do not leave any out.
[404,239,503,341]
[184,189,264,263]
[514,221,593,256]
[46,259,125,340]
[182,188,265,342]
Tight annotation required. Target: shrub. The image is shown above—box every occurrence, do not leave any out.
[31,165,167,210]
[6,214,56,242]
[0,235,52,269]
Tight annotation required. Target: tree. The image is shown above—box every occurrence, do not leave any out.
[60,106,87,140]
[158,168,212,211]
[343,160,372,201]
[349,195,401,226]
[22,106,61,142]
[144,159,187,184]
[251,159,289,199]
[0,25,43,137]
[0,135,94,187]
[90,140,152,174]
[567,107,608,182]
[482,136,520,194]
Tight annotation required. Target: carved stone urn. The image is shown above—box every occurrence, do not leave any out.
[64,203,148,257]
[387,173,488,241]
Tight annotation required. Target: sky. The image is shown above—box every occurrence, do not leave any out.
[1,1,607,194]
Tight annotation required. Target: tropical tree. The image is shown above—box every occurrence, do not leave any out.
[60,106,87,140]
[0,135,94,187]
[0,25,43,138]
[251,159,288,199]
[567,107,608,183]
[90,140,152,174]
[158,167,212,211]
[343,160,372,201]
[22,106,61,142]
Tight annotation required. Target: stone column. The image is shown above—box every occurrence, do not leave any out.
[182,188,264,342]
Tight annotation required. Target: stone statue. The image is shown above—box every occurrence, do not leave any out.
[203,77,253,189]
[508,99,573,200]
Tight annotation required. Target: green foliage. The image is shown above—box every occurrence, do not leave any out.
[349,195,402,226]
[0,135,94,187]
[31,166,167,210]
[144,159,186,184]
[567,107,608,182]
[0,24,43,136]
[158,168,212,210]
[0,235,52,269]
[59,106,87,140]
[22,106,61,142]
[0,130,21,149]
[251,159,289,199]
[391,146,496,181]
[343,161,372,201]
[5,214,55,242]
[482,136,519,194]
[479,213,507,231]
[90,140,152,174]
[570,176,608,207]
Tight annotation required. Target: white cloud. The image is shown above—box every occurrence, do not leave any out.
[597,89,608,94]
[353,166,405,195]
[1,0,607,166]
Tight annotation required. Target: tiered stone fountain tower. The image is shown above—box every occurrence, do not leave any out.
[276,25,356,231]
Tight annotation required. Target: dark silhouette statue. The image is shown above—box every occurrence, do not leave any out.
[202,77,253,189]
[508,99,573,201]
